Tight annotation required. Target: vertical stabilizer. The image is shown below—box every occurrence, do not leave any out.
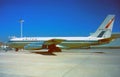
[90,15,115,38]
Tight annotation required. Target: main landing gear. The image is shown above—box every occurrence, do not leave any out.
[48,44,61,53]
[15,48,19,52]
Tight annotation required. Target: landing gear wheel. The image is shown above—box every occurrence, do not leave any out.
[15,48,19,52]
[48,49,54,53]
[48,44,62,53]
[54,47,61,52]
[48,47,61,53]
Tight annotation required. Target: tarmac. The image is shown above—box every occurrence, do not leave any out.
[0,49,120,77]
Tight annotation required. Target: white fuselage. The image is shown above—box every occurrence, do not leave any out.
[8,36,105,49]
[9,36,102,41]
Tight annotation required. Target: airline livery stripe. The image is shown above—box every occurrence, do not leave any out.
[105,18,114,28]
[97,31,106,37]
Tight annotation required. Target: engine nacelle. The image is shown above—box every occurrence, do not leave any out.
[56,44,69,49]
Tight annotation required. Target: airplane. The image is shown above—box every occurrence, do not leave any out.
[7,15,115,52]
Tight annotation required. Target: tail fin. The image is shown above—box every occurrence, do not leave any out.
[90,15,115,38]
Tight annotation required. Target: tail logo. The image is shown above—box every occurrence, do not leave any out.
[105,18,114,29]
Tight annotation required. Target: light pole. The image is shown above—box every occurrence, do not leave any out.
[19,19,24,37]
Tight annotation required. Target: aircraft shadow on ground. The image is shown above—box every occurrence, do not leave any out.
[32,51,56,56]
[93,52,105,54]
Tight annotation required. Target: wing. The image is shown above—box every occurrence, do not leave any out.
[44,39,66,45]
[24,39,66,50]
